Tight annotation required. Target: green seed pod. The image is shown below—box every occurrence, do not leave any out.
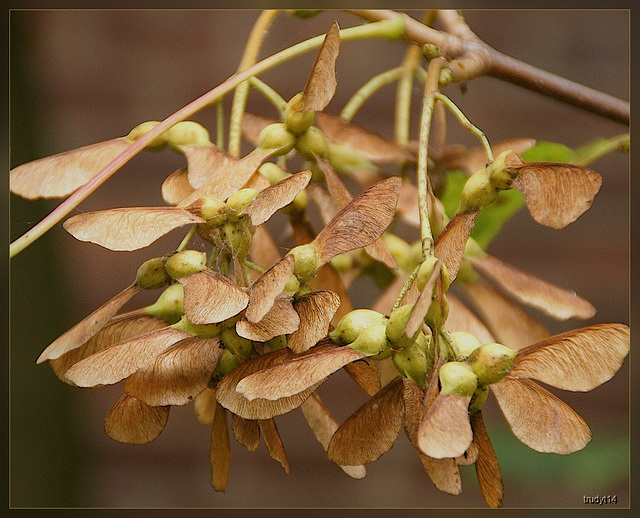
[188,196,226,227]
[265,335,287,351]
[225,188,259,216]
[468,343,517,385]
[386,304,415,348]
[295,126,329,160]
[172,315,221,338]
[416,256,450,292]
[136,256,171,289]
[283,274,300,294]
[284,92,315,135]
[123,121,166,150]
[439,361,478,398]
[326,141,377,176]
[329,253,353,273]
[257,122,296,155]
[222,220,252,260]
[165,250,207,280]
[287,244,320,284]
[210,349,241,387]
[164,121,212,149]
[451,331,484,359]
[144,283,185,323]
[393,340,430,388]
[468,384,490,415]
[424,294,449,330]
[329,309,387,345]
[458,167,499,213]
[221,327,253,361]
[259,162,289,184]
[487,150,524,190]
[348,322,392,359]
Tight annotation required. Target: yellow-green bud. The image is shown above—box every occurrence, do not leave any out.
[487,150,524,190]
[468,343,517,385]
[187,196,226,227]
[458,168,499,213]
[439,361,478,398]
[210,349,241,387]
[172,315,221,338]
[165,250,207,280]
[283,274,300,294]
[295,126,328,160]
[144,283,184,323]
[164,121,211,149]
[348,322,391,359]
[451,331,484,358]
[136,256,171,289]
[287,244,320,284]
[265,335,287,351]
[469,384,490,414]
[225,188,259,216]
[258,162,289,184]
[124,121,166,150]
[329,309,387,345]
[221,327,253,361]
[326,141,377,176]
[222,220,252,260]
[284,92,315,135]
[330,253,353,273]
[393,339,431,388]
[257,122,296,155]
[424,295,449,329]
[417,256,451,292]
[385,304,415,348]
[382,233,414,273]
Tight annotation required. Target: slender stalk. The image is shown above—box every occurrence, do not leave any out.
[215,99,225,149]
[249,76,287,113]
[392,264,421,313]
[340,66,404,122]
[176,227,196,252]
[10,16,406,258]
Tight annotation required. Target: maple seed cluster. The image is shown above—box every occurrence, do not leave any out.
[9,13,629,509]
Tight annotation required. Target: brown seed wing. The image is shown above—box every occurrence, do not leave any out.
[303,21,341,112]
[287,290,341,353]
[162,168,195,205]
[417,393,473,459]
[104,394,170,445]
[194,387,218,425]
[231,414,260,452]
[512,323,630,391]
[491,377,591,454]
[257,418,290,474]
[434,211,479,282]
[181,144,239,189]
[327,377,404,465]
[471,411,504,508]
[236,294,300,342]
[37,284,142,363]
[210,402,231,492]
[10,139,130,200]
[405,260,442,337]
[246,255,296,323]
[64,207,204,251]
[513,163,602,229]
[444,294,495,345]
[343,357,382,397]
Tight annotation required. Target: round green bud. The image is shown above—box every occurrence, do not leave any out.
[258,162,289,184]
[329,309,387,345]
[468,343,517,385]
[326,142,377,176]
[210,349,241,387]
[451,331,484,359]
[265,335,287,351]
[164,250,207,280]
[438,68,453,87]
[221,327,253,361]
[422,43,441,60]
[123,121,166,150]
[187,196,226,227]
[424,295,449,330]
[284,92,315,135]
[385,304,415,348]
[164,121,211,149]
[348,322,391,359]
[416,256,451,292]
[144,283,185,323]
[459,168,499,213]
[487,150,525,190]
[172,315,221,338]
[439,361,478,398]
[287,244,320,284]
[283,274,300,294]
[468,384,490,415]
[257,122,296,155]
[330,253,353,273]
[295,126,329,160]
[381,233,414,273]
[225,188,259,216]
[136,256,171,289]
[222,220,252,260]
[393,340,430,388]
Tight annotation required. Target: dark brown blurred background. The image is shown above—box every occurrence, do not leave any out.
[9,9,630,508]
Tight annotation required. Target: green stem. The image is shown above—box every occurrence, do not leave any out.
[392,264,421,313]
[340,66,404,122]
[573,133,630,167]
[249,76,287,113]
[176,227,196,252]
[216,99,225,149]
[244,260,266,275]
[10,15,406,259]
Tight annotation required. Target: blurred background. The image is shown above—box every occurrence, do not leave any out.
[9,9,630,508]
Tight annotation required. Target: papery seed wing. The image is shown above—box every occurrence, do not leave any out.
[417,393,474,459]
[181,144,238,189]
[257,419,290,474]
[308,263,353,324]
[162,168,195,205]
[244,170,312,226]
[194,387,218,425]
[440,138,536,175]
[512,323,630,391]
[64,207,204,251]
[104,394,170,445]
[37,284,142,364]
[405,260,442,337]
[303,21,341,112]
[64,327,192,387]
[316,112,414,164]
[210,401,231,492]
[246,255,296,323]
[343,358,381,397]
[327,377,404,465]
[10,139,130,200]
[314,176,401,265]
[470,255,596,320]
[236,343,365,401]
[434,210,479,282]
[512,163,602,229]
[177,148,273,207]
[215,348,322,420]
[491,377,591,454]
[287,290,341,353]
[123,337,224,406]
[444,294,495,345]
[231,414,261,452]
[50,310,168,385]
[418,453,463,495]
[471,411,504,509]
[179,269,249,325]
[397,180,421,228]
[463,277,549,349]
[249,225,285,272]
[236,294,300,341]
